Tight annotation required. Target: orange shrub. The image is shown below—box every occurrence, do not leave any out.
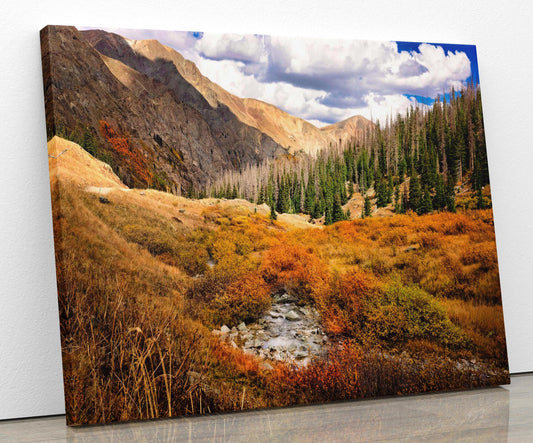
[317,268,379,336]
[99,120,152,185]
[379,227,409,247]
[261,243,331,301]
[461,242,498,268]
[269,343,362,405]
[418,231,442,249]
[212,271,271,325]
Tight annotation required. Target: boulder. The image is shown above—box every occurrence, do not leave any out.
[299,306,311,316]
[294,351,308,359]
[237,322,247,331]
[220,325,230,334]
[285,310,301,321]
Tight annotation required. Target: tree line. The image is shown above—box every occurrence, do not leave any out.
[202,83,491,224]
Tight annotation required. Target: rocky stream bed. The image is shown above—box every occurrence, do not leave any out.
[213,292,329,367]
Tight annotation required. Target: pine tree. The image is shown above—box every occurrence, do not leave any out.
[376,178,387,208]
[363,195,372,218]
[418,185,433,214]
[332,194,346,223]
[445,180,456,212]
[312,199,322,219]
[476,187,486,209]
[347,180,354,198]
[256,184,265,205]
[324,204,333,225]
[398,156,407,180]
[408,175,422,213]
[269,204,277,221]
[433,176,446,210]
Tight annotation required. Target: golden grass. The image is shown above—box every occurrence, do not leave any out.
[48,136,126,188]
[440,298,507,361]
[49,137,509,425]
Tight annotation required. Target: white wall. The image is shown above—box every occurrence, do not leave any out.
[1,0,532,421]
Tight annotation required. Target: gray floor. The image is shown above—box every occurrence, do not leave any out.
[0,374,532,442]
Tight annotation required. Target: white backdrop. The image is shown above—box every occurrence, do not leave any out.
[1,0,532,421]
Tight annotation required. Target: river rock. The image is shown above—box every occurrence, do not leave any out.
[274,293,296,304]
[226,295,329,367]
[285,310,301,321]
[299,306,311,316]
[294,349,309,359]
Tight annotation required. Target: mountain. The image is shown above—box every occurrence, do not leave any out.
[41,26,373,193]
[320,115,372,146]
[82,29,374,157]
[41,26,285,191]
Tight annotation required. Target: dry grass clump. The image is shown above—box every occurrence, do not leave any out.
[440,298,507,361]
[53,183,211,424]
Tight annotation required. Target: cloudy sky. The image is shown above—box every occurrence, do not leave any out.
[90,27,479,127]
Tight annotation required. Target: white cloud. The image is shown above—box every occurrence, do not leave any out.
[196,33,267,64]
[195,49,430,126]
[97,28,472,125]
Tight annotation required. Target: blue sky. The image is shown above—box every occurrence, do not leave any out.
[89,27,478,126]
[396,41,479,84]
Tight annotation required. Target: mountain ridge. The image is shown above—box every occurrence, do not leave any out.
[82,29,374,156]
[41,25,285,191]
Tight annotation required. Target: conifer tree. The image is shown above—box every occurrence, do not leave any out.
[269,203,277,221]
[363,195,372,218]
[408,175,422,212]
[347,180,354,198]
[445,180,456,212]
[433,176,446,210]
[476,187,486,209]
[325,204,333,225]
[419,185,433,214]
[256,184,265,205]
[332,194,346,223]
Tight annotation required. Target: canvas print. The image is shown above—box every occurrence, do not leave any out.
[41,25,509,426]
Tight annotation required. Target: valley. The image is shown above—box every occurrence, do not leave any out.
[41,26,508,426]
[48,134,508,424]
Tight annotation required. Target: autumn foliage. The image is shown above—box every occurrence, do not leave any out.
[99,120,152,186]
[211,271,271,325]
[261,243,331,301]
[50,167,509,424]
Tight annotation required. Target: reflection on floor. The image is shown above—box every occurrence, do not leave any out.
[0,374,531,442]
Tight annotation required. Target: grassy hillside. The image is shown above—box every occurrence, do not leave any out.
[49,137,508,425]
